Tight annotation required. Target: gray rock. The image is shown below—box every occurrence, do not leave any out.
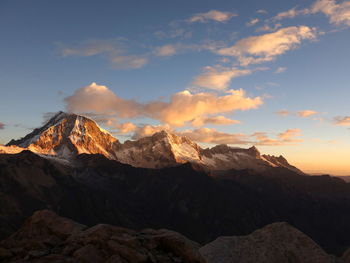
[200,222,336,263]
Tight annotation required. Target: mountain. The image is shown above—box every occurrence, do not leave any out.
[6,111,118,159]
[4,111,302,173]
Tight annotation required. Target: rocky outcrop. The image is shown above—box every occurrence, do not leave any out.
[0,210,206,263]
[199,222,337,263]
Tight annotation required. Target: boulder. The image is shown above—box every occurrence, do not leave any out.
[199,222,336,263]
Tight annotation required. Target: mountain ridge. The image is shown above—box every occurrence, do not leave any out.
[4,111,302,173]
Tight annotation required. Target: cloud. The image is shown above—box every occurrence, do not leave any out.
[216,26,318,66]
[272,7,309,21]
[65,82,263,127]
[257,9,268,14]
[256,23,282,32]
[274,67,287,73]
[192,66,252,90]
[154,28,192,39]
[0,122,5,130]
[310,0,350,26]
[276,110,290,116]
[297,110,317,117]
[178,128,302,146]
[253,129,303,146]
[179,128,251,145]
[334,116,350,126]
[132,124,172,139]
[154,44,177,56]
[59,39,148,69]
[60,39,117,57]
[270,1,350,27]
[246,18,260,27]
[110,56,148,69]
[189,10,237,23]
[191,116,240,127]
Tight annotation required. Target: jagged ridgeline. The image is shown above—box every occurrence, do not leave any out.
[3,111,301,173]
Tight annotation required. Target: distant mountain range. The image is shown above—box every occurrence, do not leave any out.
[2,111,302,174]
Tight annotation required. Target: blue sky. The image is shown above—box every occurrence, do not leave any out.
[0,0,350,174]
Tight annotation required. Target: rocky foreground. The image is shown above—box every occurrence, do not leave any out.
[1,210,348,263]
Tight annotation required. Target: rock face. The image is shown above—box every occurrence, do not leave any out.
[4,111,301,173]
[0,210,206,263]
[199,222,336,263]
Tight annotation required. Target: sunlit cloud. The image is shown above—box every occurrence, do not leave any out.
[334,116,350,126]
[154,44,177,56]
[110,55,148,69]
[65,82,263,127]
[253,129,303,146]
[0,122,5,130]
[179,128,251,145]
[216,26,318,66]
[276,110,290,116]
[297,110,318,117]
[270,0,350,27]
[192,66,252,90]
[246,18,260,27]
[310,0,350,27]
[191,116,240,127]
[188,10,237,23]
[272,7,309,21]
[274,67,287,73]
[256,23,282,32]
[132,124,172,139]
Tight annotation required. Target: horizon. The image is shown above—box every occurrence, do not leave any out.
[0,0,350,175]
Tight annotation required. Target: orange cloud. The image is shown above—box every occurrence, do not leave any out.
[253,129,303,146]
[191,116,240,127]
[132,124,172,139]
[217,26,317,66]
[276,110,289,116]
[65,83,263,127]
[311,0,350,27]
[297,110,317,117]
[179,128,251,145]
[154,44,177,56]
[334,116,350,126]
[192,66,252,90]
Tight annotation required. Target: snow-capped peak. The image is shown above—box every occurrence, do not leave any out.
[7,112,118,158]
[3,112,302,173]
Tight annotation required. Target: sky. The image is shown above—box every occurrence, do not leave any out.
[0,0,350,175]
